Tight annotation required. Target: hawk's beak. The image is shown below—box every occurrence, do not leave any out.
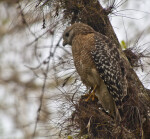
[63,40,67,46]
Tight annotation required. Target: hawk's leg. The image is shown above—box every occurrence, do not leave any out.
[84,87,93,97]
[85,85,97,101]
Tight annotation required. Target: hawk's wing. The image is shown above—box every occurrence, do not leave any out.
[91,33,127,106]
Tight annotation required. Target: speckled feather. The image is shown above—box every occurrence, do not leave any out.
[91,33,127,105]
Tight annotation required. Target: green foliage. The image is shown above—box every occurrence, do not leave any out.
[68,136,73,139]
[120,40,127,49]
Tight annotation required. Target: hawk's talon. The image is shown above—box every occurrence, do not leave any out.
[85,91,95,101]
[85,85,97,102]
[92,95,95,101]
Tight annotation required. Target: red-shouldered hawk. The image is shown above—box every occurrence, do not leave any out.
[62,23,128,121]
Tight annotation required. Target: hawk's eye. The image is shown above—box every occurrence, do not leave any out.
[65,32,69,37]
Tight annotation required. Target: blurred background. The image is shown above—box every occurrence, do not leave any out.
[0,0,150,138]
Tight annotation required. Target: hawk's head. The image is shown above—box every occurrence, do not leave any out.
[62,23,95,46]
